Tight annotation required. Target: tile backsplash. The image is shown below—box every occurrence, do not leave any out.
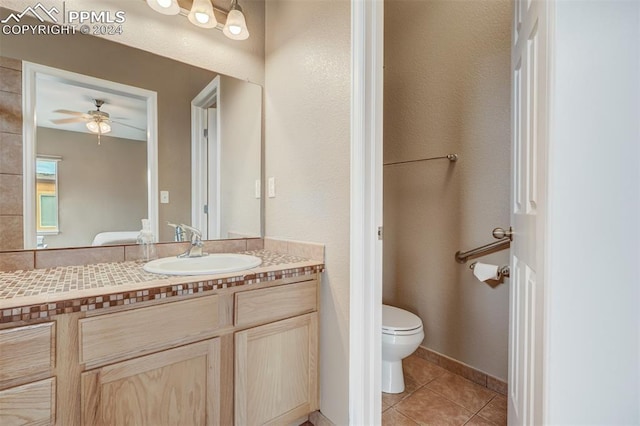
[0,237,323,273]
[264,238,324,261]
[0,56,24,251]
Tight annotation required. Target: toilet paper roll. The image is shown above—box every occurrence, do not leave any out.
[473,262,500,282]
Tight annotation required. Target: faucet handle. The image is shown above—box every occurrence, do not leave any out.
[167,222,187,242]
[180,224,203,244]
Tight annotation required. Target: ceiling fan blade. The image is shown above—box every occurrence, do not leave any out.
[52,109,89,117]
[51,117,87,125]
[111,121,146,132]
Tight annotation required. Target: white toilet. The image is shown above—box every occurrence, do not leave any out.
[382,304,424,394]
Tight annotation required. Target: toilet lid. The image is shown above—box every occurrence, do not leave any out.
[382,305,423,333]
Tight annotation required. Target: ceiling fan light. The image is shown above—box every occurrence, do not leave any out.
[99,121,112,134]
[146,0,180,15]
[188,0,217,28]
[86,121,99,133]
[223,6,249,40]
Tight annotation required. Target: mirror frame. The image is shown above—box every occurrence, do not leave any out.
[22,61,159,249]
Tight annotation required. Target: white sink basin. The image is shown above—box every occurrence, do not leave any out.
[143,253,262,276]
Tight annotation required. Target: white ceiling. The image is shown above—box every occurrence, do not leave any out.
[36,76,148,142]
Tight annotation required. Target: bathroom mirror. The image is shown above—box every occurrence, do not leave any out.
[0,13,262,250]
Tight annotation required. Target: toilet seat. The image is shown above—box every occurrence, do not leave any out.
[382,305,423,336]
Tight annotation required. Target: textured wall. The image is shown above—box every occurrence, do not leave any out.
[264,0,351,423]
[383,0,512,380]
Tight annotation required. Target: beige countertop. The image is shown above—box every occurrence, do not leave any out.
[0,250,324,324]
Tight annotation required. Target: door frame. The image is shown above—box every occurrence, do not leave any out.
[191,76,221,239]
[349,0,384,424]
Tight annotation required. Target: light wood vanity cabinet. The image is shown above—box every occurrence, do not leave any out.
[0,323,56,426]
[233,280,319,425]
[0,276,319,425]
[235,313,318,426]
[81,339,221,425]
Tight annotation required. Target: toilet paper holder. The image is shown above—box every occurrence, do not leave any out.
[470,262,510,283]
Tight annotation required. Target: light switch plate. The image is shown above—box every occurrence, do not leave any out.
[160,190,169,204]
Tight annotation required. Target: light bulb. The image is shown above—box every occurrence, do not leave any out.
[146,0,180,15]
[86,121,99,133]
[223,8,249,40]
[195,12,209,24]
[99,121,111,134]
[188,0,217,28]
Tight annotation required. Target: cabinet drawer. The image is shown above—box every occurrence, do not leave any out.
[0,322,55,388]
[80,295,220,366]
[0,378,56,426]
[235,280,317,327]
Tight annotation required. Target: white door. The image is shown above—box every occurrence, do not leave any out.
[509,0,549,424]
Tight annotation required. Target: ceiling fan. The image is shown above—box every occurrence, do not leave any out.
[51,99,145,144]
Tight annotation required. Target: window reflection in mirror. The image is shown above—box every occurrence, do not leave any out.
[36,158,59,237]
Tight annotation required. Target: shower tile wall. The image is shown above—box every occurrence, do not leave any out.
[0,56,23,251]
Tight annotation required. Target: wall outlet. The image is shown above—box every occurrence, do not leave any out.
[255,179,261,199]
[268,177,276,198]
[160,190,169,204]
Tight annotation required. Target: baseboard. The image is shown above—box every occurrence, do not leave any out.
[415,345,508,395]
[309,410,335,426]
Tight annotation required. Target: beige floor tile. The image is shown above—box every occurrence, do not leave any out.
[476,395,507,426]
[395,388,474,426]
[382,374,421,407]
[382,399,392,412]
[382,408,419,426]
[404,354,448,386]
[464,415,496,426]
[426,372,497,412]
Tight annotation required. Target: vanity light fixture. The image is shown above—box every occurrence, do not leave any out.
[145,0,250,40]
[145,0,180,15]
[223,0,249,40]
[188,0,217,28]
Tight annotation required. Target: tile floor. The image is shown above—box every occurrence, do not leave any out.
[382,355,507,426]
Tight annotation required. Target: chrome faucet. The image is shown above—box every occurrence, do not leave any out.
[178,224,206,258]
[167,222,186,242]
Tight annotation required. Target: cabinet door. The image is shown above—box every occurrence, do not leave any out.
[81,339,220,426]
[0,378,55,426]
[235,313,318,426]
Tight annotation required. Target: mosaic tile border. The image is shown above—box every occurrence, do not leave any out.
[0,264,324,324]
[0,249,324,324]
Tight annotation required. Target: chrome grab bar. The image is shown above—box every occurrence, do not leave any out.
[455,238,510,263]
[455,227,513,264]
[383,153,458,167]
